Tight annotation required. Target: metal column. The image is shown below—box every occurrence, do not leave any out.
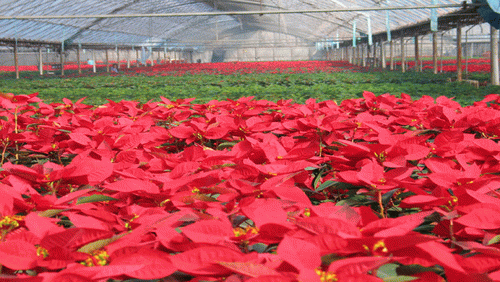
[415,36,420,72]
[401,37,406,73]
[433,32,438,74]
[14,42,19,79]
[457,24,463,82]
[77,45,82,74]
[491,25,499,85]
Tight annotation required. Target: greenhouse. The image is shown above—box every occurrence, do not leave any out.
[3,1,500,282]
[0,1,496,78]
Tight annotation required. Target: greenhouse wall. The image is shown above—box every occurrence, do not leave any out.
[0,48,193,67]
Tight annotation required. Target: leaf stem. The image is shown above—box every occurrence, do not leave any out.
[0,142,7,165]
[378,190,386,218]
[14,107,19,161]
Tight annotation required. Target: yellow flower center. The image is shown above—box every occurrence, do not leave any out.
[0,215,23,229]
[232,226,259,237]
[36,245,49,259]
[81,250,109,267]
[125,214,139,230]
[304,208,311,217]
[374,151,387,163]
[315,268,338,282]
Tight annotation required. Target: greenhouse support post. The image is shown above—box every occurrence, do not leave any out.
[77,45,82,75]
[440,33,444,73]
[433,32,438,74]
[390,40,394,70]
[358,46,361,66]
[14,40,19,79]
[415,36,420,72]
[361,46,364,66]
[465,25,474,75]
[491,25,499,85]
[39,48,43,76]
[60,46,65,76]
[362,45,366,67]
[127,49,131,69]
[401,37,406,73]
[136,49,140,67]
[457,24,462,82]
[359,46,362,66]
[106,49,110,72]
[117,47,120,70]
[349,46,356,65]
[92,50,96,73]
[381,41,386,69]
[362,44,367,66]
[354,46,358,65]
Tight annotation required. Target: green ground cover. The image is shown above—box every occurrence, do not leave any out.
[1,69,499,106]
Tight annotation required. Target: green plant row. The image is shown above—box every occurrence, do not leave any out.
[1,70,499,106]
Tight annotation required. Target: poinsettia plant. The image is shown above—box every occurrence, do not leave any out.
[0,90,500,281]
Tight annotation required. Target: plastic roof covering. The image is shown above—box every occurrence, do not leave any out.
[0,0,469,48]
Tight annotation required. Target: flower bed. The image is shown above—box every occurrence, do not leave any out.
[390,59,493,73]
[0,91,500,281]
[0,61,369,77]
[0,61,139,73]
[130,61,368,76]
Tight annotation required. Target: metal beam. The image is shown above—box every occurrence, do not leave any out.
[0,4,466,20]
[64,0,142,46]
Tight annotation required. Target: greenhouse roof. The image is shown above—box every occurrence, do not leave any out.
[0,0,482,48]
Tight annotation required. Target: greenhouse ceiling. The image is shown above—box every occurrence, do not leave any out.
[0,0,479,48]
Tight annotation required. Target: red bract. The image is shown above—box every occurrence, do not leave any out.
[3,88,500,281]
[0,239,38,270]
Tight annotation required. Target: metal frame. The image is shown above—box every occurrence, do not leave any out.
[0,0,483,50]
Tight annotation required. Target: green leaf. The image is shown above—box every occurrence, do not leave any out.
[312,171,322,190]
[77,233,126,254]
[377,264,418,282]
[216,141,239,150]
[417,129,441,136]
[321,253,344,266]
[76,194,119,205]
[382,189,400,207]
[304,166,319,171]
[488,234,500,245]
[38,209,66,217]
[249,243,268,253]
[316,180,337,192]
[396,264,444,276]
[334,182,366,191]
